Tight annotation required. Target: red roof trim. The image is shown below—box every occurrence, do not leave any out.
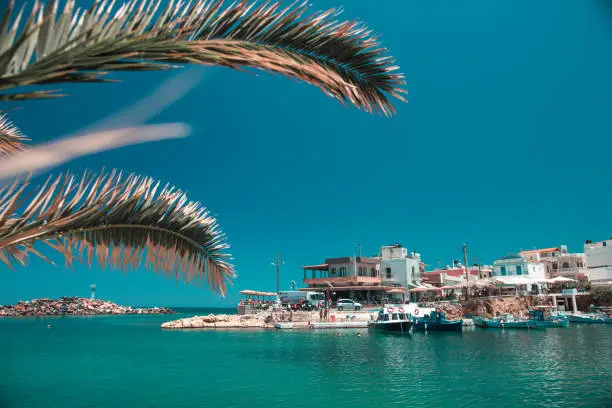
[519,247,560,255]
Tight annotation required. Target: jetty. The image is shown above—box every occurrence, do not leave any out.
[0,297,175,317]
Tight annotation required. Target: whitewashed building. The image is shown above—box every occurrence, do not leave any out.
[584,238,612,286]
[379,244,422,290]
[493,254,547,279]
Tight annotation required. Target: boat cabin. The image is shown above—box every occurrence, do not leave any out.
[377,304,411,322]
[529,306,564,320]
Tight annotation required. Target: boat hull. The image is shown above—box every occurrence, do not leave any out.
[567,315,609,324]
[533,318,569,328]
[412,319,463,332]
[369,320,412,333]
[484,320,536,329]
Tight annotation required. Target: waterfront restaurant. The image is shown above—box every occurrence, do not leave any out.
[301,256,406,304]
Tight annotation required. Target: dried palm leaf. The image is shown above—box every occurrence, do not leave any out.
[0,0,406,116]
[0,114,28,156]
[0,170,235,294]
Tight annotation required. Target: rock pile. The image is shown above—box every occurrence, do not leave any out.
[461,297,533,318]
[447,296,534,319]
[437,303,464,320]
[0,297,175,317]
[161,312,273,329]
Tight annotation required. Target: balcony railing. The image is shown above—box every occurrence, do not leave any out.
[303,276,381,285]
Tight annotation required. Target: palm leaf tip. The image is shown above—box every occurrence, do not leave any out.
[0,114,28,156]
[0,0,406,116]
[0,170,235,294]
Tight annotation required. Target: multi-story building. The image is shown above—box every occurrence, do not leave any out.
[584,238,612,286]
[379,244,422,289]
[423,265,480,287]
[519,245,587,280]
[492,254,547,295]
[493,254,547,279]
[301,256,404,304]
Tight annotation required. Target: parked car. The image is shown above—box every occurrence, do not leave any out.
[336,299,362,311]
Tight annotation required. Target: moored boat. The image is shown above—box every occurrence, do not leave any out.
[369,304,412,333]
[412,310,463,332]
[529,306,569,328]
[476,313,536,329]
[567,313,609,324]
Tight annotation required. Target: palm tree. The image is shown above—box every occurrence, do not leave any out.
[0,0,405,295]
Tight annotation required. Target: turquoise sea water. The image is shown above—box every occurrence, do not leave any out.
[1,309,611,408]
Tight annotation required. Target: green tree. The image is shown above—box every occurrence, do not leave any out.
[591,286,612,304]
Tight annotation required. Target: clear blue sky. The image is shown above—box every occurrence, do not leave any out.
[1,0,611,306]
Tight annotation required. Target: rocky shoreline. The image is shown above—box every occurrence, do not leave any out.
[161,312,275,329]
[0,297,175,317]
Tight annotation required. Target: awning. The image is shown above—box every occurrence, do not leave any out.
[387,288,405,294]
[302,264,329,270]
[301,286,403,292]
[409,287,441,293]
[240,290,276,297]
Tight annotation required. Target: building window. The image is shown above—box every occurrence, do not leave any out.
[370,268,376,277]
[330,268,336,276]
[340,267,347,277]
[501,266,506,276]
[562,262,569,269]
[386,267,392,279]
[358,266,364,276]
[552,262,558,270]
[516,265,522,275]
[412,266,415,279]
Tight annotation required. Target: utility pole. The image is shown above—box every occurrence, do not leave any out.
[273,253,284,294]
[463,243,469,300]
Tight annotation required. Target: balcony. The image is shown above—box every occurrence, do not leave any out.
[303,276,381,286]
[550,268,587,278]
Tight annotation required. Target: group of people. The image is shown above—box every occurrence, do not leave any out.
[238,298,275,310]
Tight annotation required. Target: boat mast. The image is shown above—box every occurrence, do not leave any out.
[463,243,469,300]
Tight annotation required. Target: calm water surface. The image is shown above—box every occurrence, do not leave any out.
[1,308,611,408]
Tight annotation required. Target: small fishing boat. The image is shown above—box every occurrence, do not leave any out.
[476,313,536,329]
[568,306,611,324]
[412,310,463,332]
[369,304,412,333]
[529,306,569,328]
[567,313,610,324]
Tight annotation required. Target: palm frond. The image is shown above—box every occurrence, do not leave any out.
[0,114,28,156]
[0,170,235,294]
[0,0,406,116]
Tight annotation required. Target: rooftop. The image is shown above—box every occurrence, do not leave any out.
[424,268,479,277]
[519,247,560,255]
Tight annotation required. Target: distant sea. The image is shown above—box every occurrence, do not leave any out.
[1,310,611,408]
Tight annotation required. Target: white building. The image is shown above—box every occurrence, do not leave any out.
[493,254,547,279]
[493,254,547,294]
[519,246,587,280]
[379,244,422,290]
[584,238,612,286]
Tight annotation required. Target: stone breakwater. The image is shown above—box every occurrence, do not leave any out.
[161,310,373,329]
[0,297,175,317]
[161,312,275,329]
